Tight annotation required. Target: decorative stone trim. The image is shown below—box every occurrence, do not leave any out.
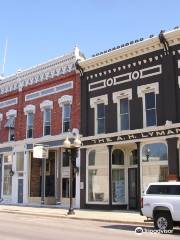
[0,47,84,96]
[58,95,73,107]
[178,76,180,88]
[40,100,53,110]
[137,82,159,98]
[90,94,108,108]
[24,105,36,114]
[80,29,180,73]
[0,98,18,109]
[6,109,17,119]
[113,89,132,103]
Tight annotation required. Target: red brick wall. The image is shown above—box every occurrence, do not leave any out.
[0,71,80,142]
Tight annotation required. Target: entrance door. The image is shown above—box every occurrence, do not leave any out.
[18,179,23,203]
[128,168,137,209]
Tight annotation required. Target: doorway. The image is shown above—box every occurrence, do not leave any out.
[128,168,138,209]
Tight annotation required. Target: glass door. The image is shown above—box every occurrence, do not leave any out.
[128,168,137,209]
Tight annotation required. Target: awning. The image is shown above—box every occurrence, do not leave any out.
[5,117,15,129]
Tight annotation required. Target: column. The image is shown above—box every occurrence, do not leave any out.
[167,138,179,180]
[23,150,29,204]
[56,149,61,205]
[41,158,46,204]
[136,142,141,210]
[108,145,112,207]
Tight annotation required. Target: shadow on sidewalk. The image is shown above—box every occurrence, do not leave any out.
[102,224,180,235]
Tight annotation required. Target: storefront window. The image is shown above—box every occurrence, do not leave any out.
[142,143,167,161]
[3,155,12,196]
[112,149,124,165]
[142,143,168,193]
[112,149,125,204]
[87,148,109,203]
[130,150,138,165]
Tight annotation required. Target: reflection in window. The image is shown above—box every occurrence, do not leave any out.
[142,143,167,161]
[112,169,125,203]
[88,148,109,203]
[120,98,129,130]
[43,108,51,135]
[145,92,157,127]
[97,103,105,134]
[130,150,138,165]
[63,104,71,132]
[112,149,124,165]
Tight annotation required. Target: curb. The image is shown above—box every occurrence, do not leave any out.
[0,210,152,227]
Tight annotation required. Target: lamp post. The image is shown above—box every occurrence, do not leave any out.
[63,135,81,215]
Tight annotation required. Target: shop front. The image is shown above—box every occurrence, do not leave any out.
[80,124,180,210]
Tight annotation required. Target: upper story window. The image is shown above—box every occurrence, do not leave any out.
[62,104,71,132]
[43,108,51,136]
[24,105,35,139]
[90,94,108,135]
[27,112,34,138]
[97,103,105,134]
[5,109,17,142]
[137,83,159,128]
[145,92,156,127]
[40,100,53,136]
[113,89,132,131]
[58,95,73,133]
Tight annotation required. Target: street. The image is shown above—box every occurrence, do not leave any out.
[0,212,180,240]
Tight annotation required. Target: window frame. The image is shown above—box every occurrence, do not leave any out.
[26,112,34,139]
[62,103,71,133]
[43,108,51,136]
[118,97,130,131]
[144,91,157,127]
[95,102,105,134]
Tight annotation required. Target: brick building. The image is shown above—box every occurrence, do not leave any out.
[79,28,180,210]
[0,47,84,207]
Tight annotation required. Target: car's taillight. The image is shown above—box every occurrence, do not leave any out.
[141,197,143,208]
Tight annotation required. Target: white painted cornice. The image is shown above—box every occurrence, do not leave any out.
[0,47,85,95]
[79,29,180,72]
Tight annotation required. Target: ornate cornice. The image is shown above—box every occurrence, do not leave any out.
[79,29,180,73]
[0,47,85,95]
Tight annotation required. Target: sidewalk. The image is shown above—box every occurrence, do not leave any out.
[0,204,151,226]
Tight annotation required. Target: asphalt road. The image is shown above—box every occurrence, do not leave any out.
[0,212,180,240]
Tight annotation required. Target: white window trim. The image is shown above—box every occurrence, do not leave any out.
[58,95,73,133]
[40,100,53,110]
[137,82,159,128]
[90,95,108,135]
[24,105,36,114]
[6,109,17,119]
[113,89,132,131]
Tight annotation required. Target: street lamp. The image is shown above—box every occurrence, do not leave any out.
[63,135,81,215]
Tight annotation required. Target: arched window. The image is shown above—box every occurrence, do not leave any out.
[142,143,167,162]
[130,150,138,165]
[88,150,96,166]
[112,149,124,165]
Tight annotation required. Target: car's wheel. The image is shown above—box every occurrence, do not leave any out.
[154,212,173,231]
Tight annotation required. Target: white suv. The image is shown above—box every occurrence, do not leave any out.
[141,182,180,231]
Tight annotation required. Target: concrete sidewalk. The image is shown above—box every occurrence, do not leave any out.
[0,204,151,226]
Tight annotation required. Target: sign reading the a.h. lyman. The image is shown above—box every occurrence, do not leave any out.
[82,127,180,146]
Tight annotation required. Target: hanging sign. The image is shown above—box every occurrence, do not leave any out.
[33,145,49,159]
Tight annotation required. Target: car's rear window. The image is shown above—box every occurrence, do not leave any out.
[147,185,180,195]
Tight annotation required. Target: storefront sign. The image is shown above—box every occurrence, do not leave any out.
[33,145,49,159]
[82,127,180,146]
